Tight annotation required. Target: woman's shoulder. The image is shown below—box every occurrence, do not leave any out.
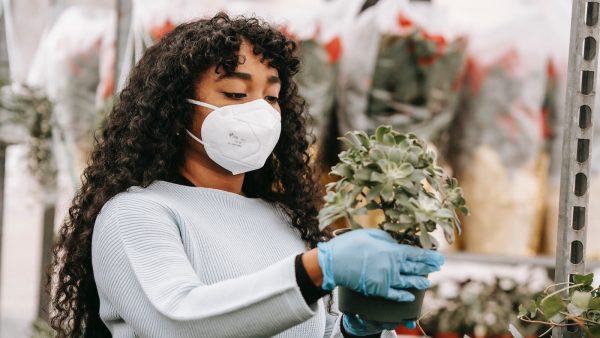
[95,182,178,228]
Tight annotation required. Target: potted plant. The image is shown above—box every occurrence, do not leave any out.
[318,125,468,322]
[518,273,600,338]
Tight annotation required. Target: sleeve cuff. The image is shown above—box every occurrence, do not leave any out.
[294,253,331,306]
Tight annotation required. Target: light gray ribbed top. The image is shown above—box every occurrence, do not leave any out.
[91,180,397,338]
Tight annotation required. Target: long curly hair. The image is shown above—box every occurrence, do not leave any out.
[48,13,332,338]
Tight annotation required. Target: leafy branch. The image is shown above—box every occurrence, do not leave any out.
[518,273,600,337]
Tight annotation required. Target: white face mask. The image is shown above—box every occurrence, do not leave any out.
[185,98,282,175]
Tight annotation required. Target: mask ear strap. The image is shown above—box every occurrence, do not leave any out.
[187,98,219,110]
[185,129,206,145]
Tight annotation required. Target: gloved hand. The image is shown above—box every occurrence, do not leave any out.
[316,228,444,301]
[342,313,416,336]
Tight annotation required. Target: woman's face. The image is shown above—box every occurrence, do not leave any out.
[186,40,282,167]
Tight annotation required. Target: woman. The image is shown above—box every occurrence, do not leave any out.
[49,13,443,338]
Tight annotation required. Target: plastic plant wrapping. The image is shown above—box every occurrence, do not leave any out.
[318,125,468,248]
[335,0,467,151]
[27,5,115,192]
[446,1,564,256]
[366,18,467,146]
[294,36,339,141]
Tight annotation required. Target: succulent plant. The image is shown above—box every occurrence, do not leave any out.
[318,125,468,248]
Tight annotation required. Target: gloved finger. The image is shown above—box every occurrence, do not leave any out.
[385,288,416,302]
[397,244,445,266]
[364,229,396,243]
[399,260,442,275]
[404,320,416,329]
[391,275,430,290]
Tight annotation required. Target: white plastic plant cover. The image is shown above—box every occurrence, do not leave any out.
[447,0,568,256]
[335,0,467,146]
[282,0,353,141]
[27,6,115,196]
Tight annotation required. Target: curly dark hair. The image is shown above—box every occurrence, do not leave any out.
[48,13,333,338]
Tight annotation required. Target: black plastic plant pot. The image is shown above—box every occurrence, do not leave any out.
[338,286,426,322]
[332,227,428,322]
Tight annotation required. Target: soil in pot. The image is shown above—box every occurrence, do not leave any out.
[332,228,429,322]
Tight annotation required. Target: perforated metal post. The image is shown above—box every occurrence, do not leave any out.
[554,1,600,338]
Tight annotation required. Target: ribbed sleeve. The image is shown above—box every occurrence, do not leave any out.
[92,195,318,338]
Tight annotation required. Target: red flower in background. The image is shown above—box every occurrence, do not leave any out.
[398,13,414,29]
[418,55,436,66]
[421,30,447,54]
[150,20,175,42]
[325,36,342,64]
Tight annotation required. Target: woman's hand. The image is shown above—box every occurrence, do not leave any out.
[315,228,444,300]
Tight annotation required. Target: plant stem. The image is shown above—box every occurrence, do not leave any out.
[541,283,584,303]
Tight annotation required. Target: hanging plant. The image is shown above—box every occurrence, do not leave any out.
[0,84,56,190]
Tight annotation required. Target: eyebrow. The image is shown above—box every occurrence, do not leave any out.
[217,71,280,84]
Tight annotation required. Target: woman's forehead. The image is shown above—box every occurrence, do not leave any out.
[234,41,279,77]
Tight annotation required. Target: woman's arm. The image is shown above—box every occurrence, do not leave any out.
[92,195,318,338]
[302,248,324,287]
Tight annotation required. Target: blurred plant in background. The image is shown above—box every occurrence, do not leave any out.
[30,318,54,338]
[0,83,56,191]
[421,277,545,338]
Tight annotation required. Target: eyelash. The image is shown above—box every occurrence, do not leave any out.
[223,92,279,104]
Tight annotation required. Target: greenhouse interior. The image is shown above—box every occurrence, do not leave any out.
[0,0,599,337]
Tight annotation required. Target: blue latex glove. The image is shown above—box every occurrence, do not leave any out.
[316,228,444,301]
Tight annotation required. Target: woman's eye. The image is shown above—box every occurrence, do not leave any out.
[223,92,247,99]
[265,96,279,104]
